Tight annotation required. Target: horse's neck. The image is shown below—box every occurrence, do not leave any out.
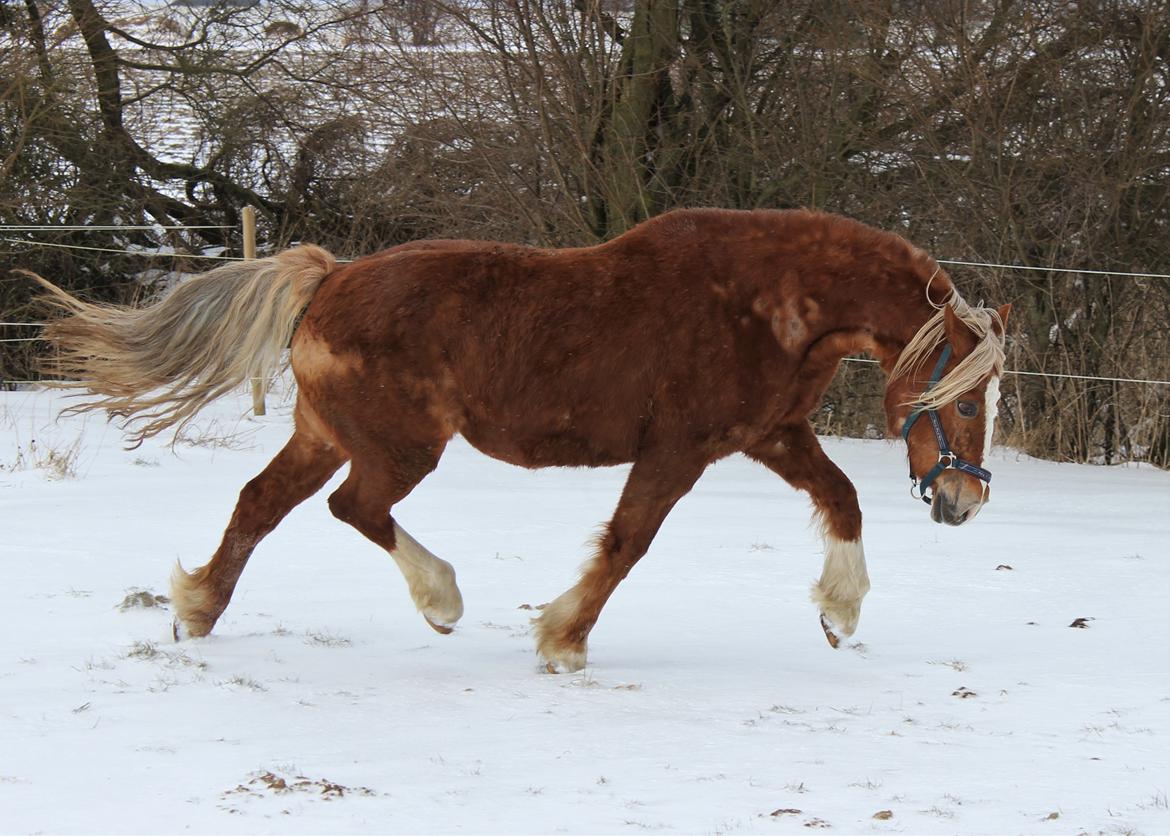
[813,271,944,374]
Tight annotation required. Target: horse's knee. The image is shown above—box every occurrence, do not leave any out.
[235,474,269,515]
[327,486,358,526]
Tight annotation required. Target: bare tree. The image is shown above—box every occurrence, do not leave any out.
[4,0,1169,467]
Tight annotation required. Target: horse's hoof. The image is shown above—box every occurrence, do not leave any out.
[542,659,580,675]
[424,615,455,635]
[172,616,212,641]
[820,614,841,648]
[538,645,587,674]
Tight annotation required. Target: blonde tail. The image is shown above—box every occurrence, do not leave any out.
[30,244,336,446]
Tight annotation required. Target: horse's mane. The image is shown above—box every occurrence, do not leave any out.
[889,279,1007,409]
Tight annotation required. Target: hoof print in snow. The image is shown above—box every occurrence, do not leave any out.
[995,564,1013,571]
[952,686,977,699]
[872,810,894,820]
[517,603,546,611]
[769,808,802,817]
[1068,617,1093,628]
[1043,811,1060,820]
[803,818,831,828]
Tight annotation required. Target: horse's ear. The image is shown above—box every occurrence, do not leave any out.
[942,305,978,354]
[996,303,1012,331]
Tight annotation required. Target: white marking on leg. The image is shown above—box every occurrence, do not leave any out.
[982,374,1001,462]
[391,523,463,629]
[534,583,588,673]
[170,561,214,639]
[810,535,870,639]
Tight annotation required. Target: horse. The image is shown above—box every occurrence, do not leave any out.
[34,208,1009,673]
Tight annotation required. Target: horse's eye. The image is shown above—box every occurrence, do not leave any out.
[957,401,979,418]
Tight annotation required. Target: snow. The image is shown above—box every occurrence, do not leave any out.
[2,380,1168,834]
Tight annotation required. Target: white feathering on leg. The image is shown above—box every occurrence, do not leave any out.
[533,585,588,673]
[169,560,215,639]
[810,536,870,639]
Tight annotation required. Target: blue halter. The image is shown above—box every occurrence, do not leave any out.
[901,344,993,504]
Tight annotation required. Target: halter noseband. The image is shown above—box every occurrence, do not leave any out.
[901,344,993,504]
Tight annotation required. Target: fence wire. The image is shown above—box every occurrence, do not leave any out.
[4,234,1170,387]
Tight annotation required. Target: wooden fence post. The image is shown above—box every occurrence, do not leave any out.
[242,206,266,416]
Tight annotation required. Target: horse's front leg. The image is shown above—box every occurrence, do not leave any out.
[748,422,869,648]
[534,451,708,673]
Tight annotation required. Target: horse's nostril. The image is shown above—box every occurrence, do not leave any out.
[946,504,974,526]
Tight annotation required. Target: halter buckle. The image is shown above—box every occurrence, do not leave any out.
[937,452,956,469]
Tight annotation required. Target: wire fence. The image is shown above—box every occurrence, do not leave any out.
[0,224,232,231]
[936,259,1170,281]
[1,238,239,260]
[838,357,1170,387]
[6,234,1170,279]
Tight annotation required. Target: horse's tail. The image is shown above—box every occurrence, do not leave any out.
[30,244,337,447]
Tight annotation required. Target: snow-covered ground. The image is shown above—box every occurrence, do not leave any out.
[1,381,1167,835]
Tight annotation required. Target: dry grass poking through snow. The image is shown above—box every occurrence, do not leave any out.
[219,770,377,815]
[0,406,83,478]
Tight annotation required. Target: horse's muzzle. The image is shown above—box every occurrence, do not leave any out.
[929,472,987,526]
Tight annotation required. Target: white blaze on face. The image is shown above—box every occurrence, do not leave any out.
[982,375,1001,462]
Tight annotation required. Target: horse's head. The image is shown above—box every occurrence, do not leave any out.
[886,301,1011,526]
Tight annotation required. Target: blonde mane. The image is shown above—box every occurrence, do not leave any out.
[890,285,1006,409]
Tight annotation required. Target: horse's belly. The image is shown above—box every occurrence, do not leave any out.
[459,417,636,469]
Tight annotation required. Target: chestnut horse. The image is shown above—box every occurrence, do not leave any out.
[36,208,1009,672]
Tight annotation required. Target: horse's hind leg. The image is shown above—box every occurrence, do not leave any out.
[747,422,868,648]
[172,427,347,639]
[535,450,708,673]
[326,448,463,633]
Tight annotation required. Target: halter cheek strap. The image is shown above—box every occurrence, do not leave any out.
[901,344,993,505]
